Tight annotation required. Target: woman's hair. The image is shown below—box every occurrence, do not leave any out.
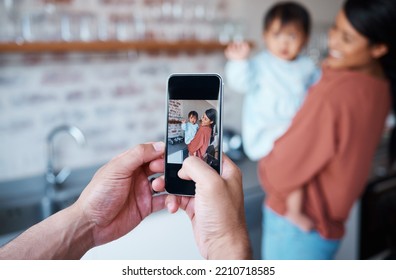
[205,108,217,143]
[344,0,396,170]
[263,1,311,36]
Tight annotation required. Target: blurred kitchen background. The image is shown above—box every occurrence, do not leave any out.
[1,0,394,260]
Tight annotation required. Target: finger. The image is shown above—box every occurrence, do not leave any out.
[151,175,165,192]
[178,196,194,212]
[109,142,165,173]
[145,158,164,175]
[165,195,180,213]
[178,154,242,192]
[178,156,220,186]
[177,166,192,181]
[219,154,241,180]
[151,195,167,213]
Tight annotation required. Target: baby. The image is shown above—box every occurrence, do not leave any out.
[225,2,320,232]
[181,111,199,145]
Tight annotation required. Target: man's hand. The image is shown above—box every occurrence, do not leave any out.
[153,155,252,259]
[76,142,167,246]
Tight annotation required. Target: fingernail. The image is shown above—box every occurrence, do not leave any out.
[165,201,173,213]
[152,141,165,152]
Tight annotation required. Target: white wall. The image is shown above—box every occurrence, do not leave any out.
[182,100,214,121]
[229,0,345,48]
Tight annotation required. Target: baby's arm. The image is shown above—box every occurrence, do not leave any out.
[181,121,187,131]
[224,42,252,94]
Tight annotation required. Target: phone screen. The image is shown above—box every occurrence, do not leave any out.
[165,74,223,196]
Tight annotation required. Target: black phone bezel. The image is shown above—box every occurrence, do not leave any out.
[164,74,223,196]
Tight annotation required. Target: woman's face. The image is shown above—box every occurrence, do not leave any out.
[325,10,382,73]
[201,113,213,126]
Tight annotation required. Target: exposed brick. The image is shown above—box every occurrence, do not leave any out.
[139,64,170,76]
[88,88,103,100]
[10,92,58,107]
[100,0,136,5]
[41,70,84,85]
[0,75,19,87]
[48,53,70,62]
[21,54,43,65]
[0,0,230,181]
[125,122,137,131]
[112,83,141,98]
[0,118,35,133]
[94,105,118,118]
[65,90,85,102]
[83,126,115,137]
[92,140,129,153]
[94,66,131,80]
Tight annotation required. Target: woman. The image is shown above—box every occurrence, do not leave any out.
[188,108,217,160]
[258,0,396,259]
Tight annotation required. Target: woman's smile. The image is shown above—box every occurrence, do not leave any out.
[328,49,343,59]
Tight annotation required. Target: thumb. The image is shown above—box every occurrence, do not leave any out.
[108,142,165,173]
[178,156,220,187]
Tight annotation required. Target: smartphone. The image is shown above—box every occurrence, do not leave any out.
[165,74,223,196]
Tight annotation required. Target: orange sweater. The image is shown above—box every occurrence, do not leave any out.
[188,125,212,159]
[258,68,390,239]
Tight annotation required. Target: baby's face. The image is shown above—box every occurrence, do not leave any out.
[264,18,307,61]
[189,115,197,124]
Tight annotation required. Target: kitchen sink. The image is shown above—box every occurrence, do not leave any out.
[0,164,101,240]
[0,202,44,235]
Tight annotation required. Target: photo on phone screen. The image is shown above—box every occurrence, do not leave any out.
[165,74,223,196]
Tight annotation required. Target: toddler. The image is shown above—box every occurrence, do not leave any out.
[225,2,320,232]
[181,111,199,145]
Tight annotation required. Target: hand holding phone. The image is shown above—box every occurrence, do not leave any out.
[165,74,223,196]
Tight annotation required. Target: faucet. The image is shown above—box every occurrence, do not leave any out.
[42,125,86,218]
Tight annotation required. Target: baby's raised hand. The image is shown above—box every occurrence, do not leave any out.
[224,42,250,60]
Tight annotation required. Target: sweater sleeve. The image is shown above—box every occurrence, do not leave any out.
[188,127,205,154]
[224,59,251,94]
[258,91,337,199]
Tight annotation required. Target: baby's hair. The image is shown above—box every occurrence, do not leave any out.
[263,1,311,36]
[188,111,198,119]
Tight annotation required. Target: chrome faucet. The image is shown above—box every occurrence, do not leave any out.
[46,125,86,186]
[42,125,86,218]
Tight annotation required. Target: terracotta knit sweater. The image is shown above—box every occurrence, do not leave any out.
[258,68,390,239]
[188,125,212,159]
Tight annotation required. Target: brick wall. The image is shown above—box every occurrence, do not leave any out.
[0,0,246,180]
[167,99,182,138]
[0,51,244,180]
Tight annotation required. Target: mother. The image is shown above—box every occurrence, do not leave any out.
[188,108,217,160]
[258,0,396,259]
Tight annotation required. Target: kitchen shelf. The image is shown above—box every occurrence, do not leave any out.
[0,40,238,53]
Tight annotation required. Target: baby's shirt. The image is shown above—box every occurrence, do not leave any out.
[181,122,199,144]
[225,50,321,161]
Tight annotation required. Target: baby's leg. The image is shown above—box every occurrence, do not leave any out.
[285,189,314,232]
